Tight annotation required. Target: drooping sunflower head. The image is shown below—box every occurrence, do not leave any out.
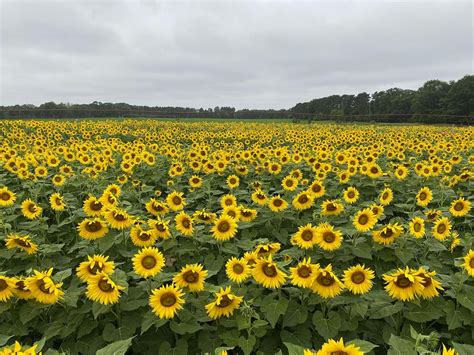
[205,286,243,319]
[132,247,165,278]
[173,264,208,292]
[310,264,344,299]
[383,267,424,301]
[76,254,115,282]
[5,234,38,255]
[149,283,185,319]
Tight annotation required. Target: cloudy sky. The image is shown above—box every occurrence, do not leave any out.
[0,0,472,109]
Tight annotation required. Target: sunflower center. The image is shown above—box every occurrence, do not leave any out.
[316,274,335,287]
[86,221,103,232]
[470,258,474,268]
[172,196,182,205]
[329,351,348,355]
[298,195,308,204]
[98,279,114,293]
[114,213,126,222]
[217,295,233,308]
[181,219,191,228]
[16,280,27,291]
[37,279,52,294]
[454,202,464,211]
[156,224,166,232]
[218,221,230,233]
[322,231,336,243]
[419,192,427,201]
[152,203,164,212]
[347,191,355,198]
[88,263,103,275]
[312,184,321,193]
[420,275,432,287]
[273,199,283,207]
[358,214,369,225]
[241,210,251,217]
[370,167,378,174]
[160,292,177,307]
[380,228,394,238]
[141,255,157,269]
[297,265,311,278]
[301,230,313,241]
[232,263,244,274]
[326,203,337,212]
[183,271,199,283]
[285,180,293,187]
[230,178,236,184]
[15,238,31,248]
[351,271,366,284]
[437,224,447,234]
[0,279,7,291]
[395,275,412,289]
[27,204,37,213]
[382,192,389,200]
[1,192,11,201]
[414,222,421,232]
[262,263,277,277]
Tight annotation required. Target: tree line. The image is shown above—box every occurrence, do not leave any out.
[1,75,472,124]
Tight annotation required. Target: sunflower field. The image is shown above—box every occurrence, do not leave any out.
[0,120,473,355]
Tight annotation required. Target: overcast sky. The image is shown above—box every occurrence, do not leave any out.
[0,0,472,109]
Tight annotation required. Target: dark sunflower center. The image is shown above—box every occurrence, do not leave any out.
[351,271,365,284]
[454,202,464,211]
[301,230,313,241]
[230,178,236,184]
[98,279,114,293]
[419,192,427,200]
[298,195,309,204]
[347,191,355,198]
[15,239,31,247]
[312,185,321,193]
[420,275,432,287]
[1,192,10,201]
[181,219,191,229]
[224,199,233,206]
[217,295,232,308]
[382,192,388,200]
[218,221,230,233]
[16,280,27,291]
[156,224,166,232]
[285,180,293,187]
[87,263,103,275]
[395,275,412,288]
[358,214,369,225]
[241,210,251,217]
[37,279,52,294]
[138,232,151,241]
[0,279,7,291]
[262,263,277,277]
[323,231,336,243]
[370,167,378,174]
[469,258,474,268]
[28,204,37,213]
[192,178,200,184]
[172,196,182,205]
[55,197,62,205]
[152,203,164,212]
[273,199,283,207]
[317,274,335,287]
[183,271,199,283]
[160,292,177,307]
[437,224,447,234]
[326,203,337,212]
[86,221,102,232]
[297,265,311,278]
[232,264,244,274]
[141,255,157,269]
[330,351,348,355]
[380,229,394,238]
[114,213,126,222]
[413,222,421,232]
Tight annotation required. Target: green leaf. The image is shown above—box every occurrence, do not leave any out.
[452,342,474,355]
[284,342,306,355]
[369,302,404,319]
[261,296,289,328]
[404,303,443,322]
[0,335,13,346]
[140,311,167,335]
[312,311,341,340]
[282,300,308,327]
[444,301,463,330]
[96,337,134,355]
[92,303,111,319]
[169,320,202,335]
[457,293,474,312]
[347,339,378,353]
[350,243,372,259]
[120,299,147,311]
[387,335,416,355]
[238,335,256,355]
[54,268,72,282]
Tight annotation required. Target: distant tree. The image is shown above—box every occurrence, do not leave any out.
[442,75,474,115]
[411,80,451,114]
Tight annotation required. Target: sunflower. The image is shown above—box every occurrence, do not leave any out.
[86,272,124,305]
[251,189,268,205]
[129,225,159,246]
[0,187,16,207]
[394,165,409,180]
[254,242,281,258]
[77,218,109,240]
[133,247,165,278]
[426,209,442,222]
[205,286,243,319]
[225,257,251,284]
[252,256,286,289]
[432,217,451,241]
[307,180,325,198]
[82,196,104,216]
[409,217,425,238]
[5,234,38,255]
[310,264,344,299]
[12,276,34,300]
[193,210,217,224]
[104,183,121,197]
[292,191,314,211]
[49,192,66,211]
[0,275,15,302]
[450,197,471,217]
[76,254,115,282]
[149,284,185,319]
[51,174,66,187]
[243,251,259,267]
[383,267,424,301]
[145,198,169,216]
[353,208,377,232]
[379,187,393,205]
[226,175,240,189]
[291,223,319,249]
[166,191,186,211]
[35,165,48,178]
[148,218,172,239]
[104,208,134,230]
[175,211,194,236]
[281,176,298,191]
[416,187,433,207]
[26,268,64,304]
[320,200,344,216]
[342,264,375,295]
[212,215,238,241]
[173,264,208,292]
[372,223,403,245]
[222,205,241,220]
[370,203,384,220]
[290,258,319,288]
[316,338,363,355]
[461,249,474,277]
[220,194,237,209]
[414,267,443,299]
[268,195,288,212]
[239,207,257,222]
[188,175,203,188]
[0,341,38,355]
[315,223,343,251]
[343,186,359,204]
[21,199,42,220]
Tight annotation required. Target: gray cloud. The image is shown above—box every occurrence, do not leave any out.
[1,0,472,109]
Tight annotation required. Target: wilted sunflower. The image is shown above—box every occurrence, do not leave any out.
[220,193,237,209]
[409,217,426,238]
[432,217,451,241]
[290,258,319,288]
[372,223,403,245]
[175,211,194,236]
[379,187,394,205]
[166,191,186,211]
[0,186,16,207]
[316,338,363,355]
[104,208,134,230]
[132,247,165,278]
[76,254,115,282]
[173,264,208,292]
[416,187,433,207]
[149,284,185,319]
[77,218,109,240]
[49,192,66,211]
[252,256,286,289]
[86,272,124,305]
[26,268,64,304]
[225,257,251,284]
[5,234,38,255]
[342,264,374,295]
[310,264,344,299]
[353,208,377,232]
[148,219,171,239]
[212,215,238,241]
[292,191,314,211]
[343,186,359,204]
[205,286,243,319]
[449,197,471,217]
[316,223,343,251]
[145,198,169,216]
[461,249,474,277]
[0,275,15,302]
[291,223,319,249]
[383,267,424,301]
[82,196,104,216]
[268,195,288,212]
[21,199,42,220]
[12,276,34,300]
[414,267,443,299]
